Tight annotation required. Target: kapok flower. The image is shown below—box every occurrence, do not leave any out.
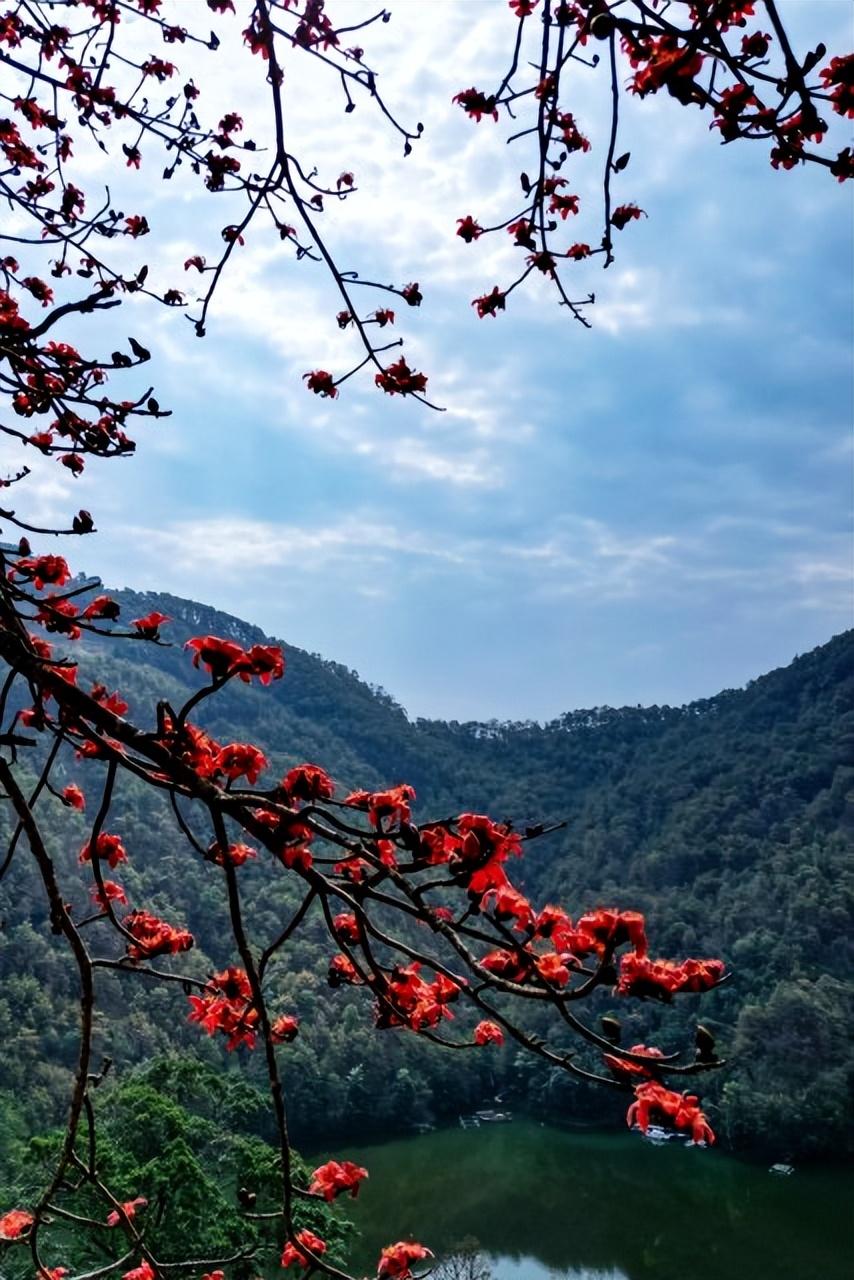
[188,966,258,1051]
[378,1242,433,1279]
[124,910,194,961]
[309,1159,368,1201]
[79,833,128,869]
[472,286,505,318]
[474,1020,504,1046]
[9,554,70,590]
[122,1263,155,1280]
[215,742,268,785]
[456,215,483,242]
[627,1081,715,1145]
[453,88,498,122]
[281,1229,327,1269]
[271,1013,300,1043]
[303,369,338,398]
[610,204,646,230]
[61,784,85,810]
[281,763,334,802]
[130,611,169,639]
[375,357,428,396]
[106,1197,147,1227]
[90,880,128,908]
[0,1209,33,1239]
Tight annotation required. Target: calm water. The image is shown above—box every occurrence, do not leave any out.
[328,1122,853,1280]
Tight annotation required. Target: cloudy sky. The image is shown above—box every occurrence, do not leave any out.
[15,0,853,722]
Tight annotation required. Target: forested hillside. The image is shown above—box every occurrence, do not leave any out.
[2,584,851,1172]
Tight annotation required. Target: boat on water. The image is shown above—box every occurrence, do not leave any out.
[770,1163,795,1176]
[474,1109,513,1123]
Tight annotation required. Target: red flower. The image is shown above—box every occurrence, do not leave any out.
[344,783,415,827]
[741,30,770,58]
[124,910,194,961]
[456,215,483,242]
[534,952,571,986]
[474,1020,504,1046]
[550,192,580,219]
[186,634,247,680]
[90,880,128,908]
[567,243,591,260]
[615,952,725,1000]
[60,453,85,476]
[820,54,854,118]
[188,967,258,1050]
[106,1197,147,1227]
[82,595,121,621]
[215,742,268,785]
[9,554,70,590]
[401,282,422,306]
[374,308,395,327]
[375,358,428,396]
[79,833,128,869]
[627,1081,715,1144]
[610,204,646,230]
[482,884,534,931]
[281,763,334,802]
[328,953,361,986]
[453,88,498,122]
[61,783,85,810]
[575,908,648,956]
[271,1013,300,1043]
[0,1209,33,1239]
[309,1159,368,1201]
[208,840,257,867]
[124,215,149,237]
[281,1229,327,1270]
[303,369,338,398]
[332,912,360,943]
[507,218,536,248]
[130,611,169,639]
[122,1263,155,1280]
[509,0,538,14]
[378,1242,433,1280]
[184,255,206,271]
[472,287,505,318]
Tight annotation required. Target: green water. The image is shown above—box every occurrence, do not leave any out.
[328,1122,852,1280]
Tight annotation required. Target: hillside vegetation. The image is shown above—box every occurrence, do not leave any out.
[2,585,851,1173]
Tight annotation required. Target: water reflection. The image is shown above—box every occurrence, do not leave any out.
[335,1121,852,1280]
[492,1260,629,1280]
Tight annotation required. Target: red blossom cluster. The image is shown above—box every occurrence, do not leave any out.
[185,634,285,684]
[187,966,258,1051]
[627,1081,716,1144]
[123,910,194,961]
[374,357,428,396]
[378,1241,433,1280]
[281,1229,328,1270]
[615,953,726,1001]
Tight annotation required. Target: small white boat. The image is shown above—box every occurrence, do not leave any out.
[770,1163,795,1176]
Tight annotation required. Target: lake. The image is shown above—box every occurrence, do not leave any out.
[328,1121,852,1280]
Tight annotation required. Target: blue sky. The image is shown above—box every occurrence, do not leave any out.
[18,0,853,722]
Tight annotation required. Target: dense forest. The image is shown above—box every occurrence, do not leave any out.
[2,583,852,1241]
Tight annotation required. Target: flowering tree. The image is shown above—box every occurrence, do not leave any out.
[0,1,850,1278]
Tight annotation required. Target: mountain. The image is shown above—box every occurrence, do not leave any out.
[1,584,851,1161]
